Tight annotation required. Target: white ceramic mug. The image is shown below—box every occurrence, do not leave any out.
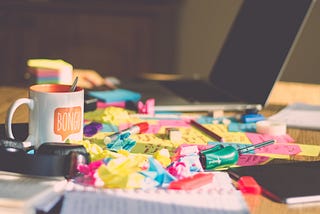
[5,84,84,148]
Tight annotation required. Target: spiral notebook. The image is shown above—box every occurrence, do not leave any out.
[61,172,249,214]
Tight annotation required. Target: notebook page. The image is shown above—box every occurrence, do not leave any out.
[61,172,249,214]
[0,172,66,213]
[269,103,320,130]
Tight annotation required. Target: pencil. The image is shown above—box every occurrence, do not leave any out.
[189,119,224,142]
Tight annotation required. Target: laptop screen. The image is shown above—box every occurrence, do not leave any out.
[209,0,313,105]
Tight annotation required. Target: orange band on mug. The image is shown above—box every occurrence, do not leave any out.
[30,84,82,93]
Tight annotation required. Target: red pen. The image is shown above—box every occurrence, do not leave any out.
[168,173,214,190]
[103,122,149,144]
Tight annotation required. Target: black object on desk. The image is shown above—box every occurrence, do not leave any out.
[84,93,98,112]
[228,161,320,204]
[0,122,28,141]
[0,123,89,178]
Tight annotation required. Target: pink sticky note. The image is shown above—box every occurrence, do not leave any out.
[237,154,270,166]
[159,120,189,127]
[255,143,301,155]
[97,101,126,108]
[146,124,162,134]
[118,123,129,132]
[137,98,155,114]
[246,132,294,144]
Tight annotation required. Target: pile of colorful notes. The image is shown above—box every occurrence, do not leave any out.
[26,59,73,85]
[65,104,320,190]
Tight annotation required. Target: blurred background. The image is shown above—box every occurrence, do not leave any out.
[1,0,319,85]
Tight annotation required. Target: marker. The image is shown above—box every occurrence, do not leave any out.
[189,119,224,142]
[199,140,275,170]
[238,139,275,154]
[168,173,214,190]
[199,145,239,170]
[103,122,149,144]
[237,176,261,194]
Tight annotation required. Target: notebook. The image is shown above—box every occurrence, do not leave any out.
[122,0,315,112]
[228,161,320,204]
[0,171,66,214]
[61,172,249,214]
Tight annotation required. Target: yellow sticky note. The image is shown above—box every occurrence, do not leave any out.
[296,143,320,157]
[131,134,177,155]
[27,59,72,70]
[27,59,73,84]
[221,132,251,144]
[84,107,137,125]
[205,124,229,135]
[257,153,290,160]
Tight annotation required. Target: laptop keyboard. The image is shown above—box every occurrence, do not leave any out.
[160,80,233,102]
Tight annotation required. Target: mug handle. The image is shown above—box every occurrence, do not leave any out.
[5,98,34,140]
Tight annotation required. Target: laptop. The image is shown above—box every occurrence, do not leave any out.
[122,0,315,112]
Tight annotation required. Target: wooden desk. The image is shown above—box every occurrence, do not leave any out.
[1,81,320,214]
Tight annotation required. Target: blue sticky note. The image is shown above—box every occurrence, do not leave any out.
[106,133,136,152]
[228,122,256,132]
[197,116,215,124]
[197,116,238,124]
[88,88,141,103]
[101,124,118,132]
[141,157,176,187]
[241,113,265,123]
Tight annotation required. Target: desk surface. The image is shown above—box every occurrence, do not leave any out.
[1,81,320,214]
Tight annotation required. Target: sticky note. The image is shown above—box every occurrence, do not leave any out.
[228,122,256,132]
[236,154,271,166]
[295,143,320,157]
[246,132,295,144]
[255,143,301,155]
[88,89,141,103]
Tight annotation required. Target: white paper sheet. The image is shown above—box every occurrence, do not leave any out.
[61,172,249,214]
[269,103,320,130]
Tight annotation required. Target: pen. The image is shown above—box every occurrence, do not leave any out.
[103,122,149,144]
[69,76,78,92]
[238,139,276,154]
[189,119,224,142]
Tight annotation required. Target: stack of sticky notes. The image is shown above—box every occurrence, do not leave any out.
[27,59,73,85]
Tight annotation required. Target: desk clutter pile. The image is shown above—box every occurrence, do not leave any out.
[56,96,320,213]
[69,98,320,191]
[3,88,320,214]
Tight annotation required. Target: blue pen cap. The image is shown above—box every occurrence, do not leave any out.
[241,113,265,123]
